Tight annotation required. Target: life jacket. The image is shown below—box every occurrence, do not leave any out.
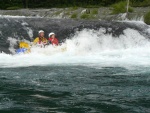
[18,42,30,53]
[39,37,47,44]
[19,42,30,49]
[49,37,59,46]
[33,37,48,45]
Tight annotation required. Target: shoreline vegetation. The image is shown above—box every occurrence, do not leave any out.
[0,0,150,24]
[0,0,150,9]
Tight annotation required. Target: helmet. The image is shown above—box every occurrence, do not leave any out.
[38,30,44,34]
[49,32,55,37]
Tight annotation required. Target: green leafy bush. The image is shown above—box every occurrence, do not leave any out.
[144,11,150,25]
[131,0,150,7]
[91,9,98,15]
[112,1,133,14]
[80,13,90,19]
[71,7,78,11]
[71,13,77,18]
[80,13,96,19]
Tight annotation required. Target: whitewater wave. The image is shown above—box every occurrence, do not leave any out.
[0,27,150,68]
[0,15,43,18]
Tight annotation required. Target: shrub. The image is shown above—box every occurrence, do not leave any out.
[131,0,150,7]
[64,11,70,16]
[112,1,133,14]
[144,11,150,25]
[71,7,78,11]
[71,13,77,18]
[80,13,90,19]
[91,9,98,15]
[128,8,134,13]
[80,13,96,19]
[140,0,150,6]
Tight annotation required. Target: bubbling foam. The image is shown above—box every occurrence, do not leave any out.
[1,28,150,68]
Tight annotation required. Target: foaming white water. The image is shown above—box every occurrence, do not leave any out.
[0,15,42,18]
[118,13,144,22]
[1,28,150,68]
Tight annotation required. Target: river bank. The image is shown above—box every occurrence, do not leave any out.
[0,7,149,21]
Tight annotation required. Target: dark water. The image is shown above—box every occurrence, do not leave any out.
[0,66,149,113]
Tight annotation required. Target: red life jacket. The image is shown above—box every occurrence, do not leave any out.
[49,37,59,46]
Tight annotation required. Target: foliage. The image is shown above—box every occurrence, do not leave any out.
[80,13,96,19]
[130,0,150,7]
[112,1,134,14]
[144,11,150,25]
[0,0,149,9]
[71,7,78,11]
[91,9,98,15]
[80,13,89,19]
[71,13,77,18]
[0,0,125,9]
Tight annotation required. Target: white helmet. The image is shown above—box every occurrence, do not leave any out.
[38,30,44,34]
[49,32,55,37]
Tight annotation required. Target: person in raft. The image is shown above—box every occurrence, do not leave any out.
[48,32,59,46]
[33,30,48,47]
[16,42,31,54]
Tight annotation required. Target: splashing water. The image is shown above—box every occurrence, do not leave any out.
[0,27,150,68]
[0,18,150,113]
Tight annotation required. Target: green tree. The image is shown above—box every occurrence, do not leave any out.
[22,0,28,8]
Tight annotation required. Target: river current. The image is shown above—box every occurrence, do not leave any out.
[0,16,150,113]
